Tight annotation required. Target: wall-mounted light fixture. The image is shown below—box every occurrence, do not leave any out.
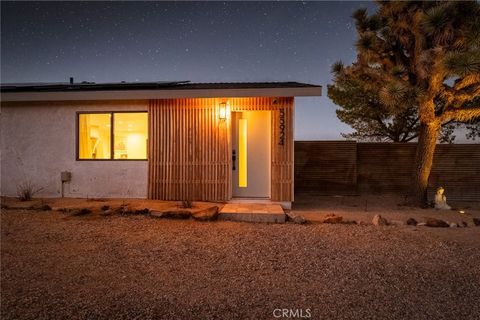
[219,102,227,120]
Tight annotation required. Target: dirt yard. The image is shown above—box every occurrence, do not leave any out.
[1,203,479,320]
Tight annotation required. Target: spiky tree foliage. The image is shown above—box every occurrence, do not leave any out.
[338,1,480,205]
[329,61,420,142]
[328,62,478,142]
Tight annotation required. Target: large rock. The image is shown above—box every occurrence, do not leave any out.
[192,206,219,221]
[425,218,449,228]
[322,214,343,224]
[372,214,388,226]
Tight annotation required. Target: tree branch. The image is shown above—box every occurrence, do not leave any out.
[439,108,480,123]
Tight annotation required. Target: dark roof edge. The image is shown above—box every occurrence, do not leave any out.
[1,81,321,93]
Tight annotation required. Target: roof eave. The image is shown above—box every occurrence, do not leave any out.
[0,86,322,102]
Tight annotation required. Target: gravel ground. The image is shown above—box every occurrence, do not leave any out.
[1,209,480,320]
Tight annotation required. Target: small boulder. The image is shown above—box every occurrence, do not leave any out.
[152,210,191,219]
[292,215,307,224]
[286,212,307,224]
[322,214,343,224]
[425,218,449,228]
[449,222,458,228]
[100,209,112,216]
[417,222,427,226]
[372,214,388,226]
[406,218,418,226]
[473,218,480,226]
[460,221,468,228]
[389,220,405,226]
[134,208,150,215]
[70,208,92,216]
[101,205,110,211]
[192,206,219,221]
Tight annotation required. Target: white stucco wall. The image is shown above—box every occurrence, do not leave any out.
[0,101,149,198]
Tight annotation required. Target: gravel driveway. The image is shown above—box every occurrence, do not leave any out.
[2,210,479,320]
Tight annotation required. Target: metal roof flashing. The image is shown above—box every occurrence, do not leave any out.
[1,81,322,102]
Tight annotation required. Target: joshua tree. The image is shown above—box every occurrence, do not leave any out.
[336,1,480,205]
[328,62,479,142]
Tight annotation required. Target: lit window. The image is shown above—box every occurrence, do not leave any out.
[78,113,111,159]
[78,112,148,160]
[238,118,248,187]
[113,113,148,159]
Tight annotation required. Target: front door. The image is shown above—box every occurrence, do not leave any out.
[232,111,271,198]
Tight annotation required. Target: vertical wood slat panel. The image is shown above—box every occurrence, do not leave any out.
[148,97,294,202]
[149,98,229,201]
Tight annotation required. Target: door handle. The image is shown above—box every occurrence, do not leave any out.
[232,150,236,170]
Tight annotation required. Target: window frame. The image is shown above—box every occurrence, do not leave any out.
[76,111,148,161]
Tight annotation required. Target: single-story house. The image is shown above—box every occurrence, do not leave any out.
[0,81,321,208]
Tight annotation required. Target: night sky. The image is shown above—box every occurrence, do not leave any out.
[1,1,377,140]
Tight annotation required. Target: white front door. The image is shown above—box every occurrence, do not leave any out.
[232,111,271,198]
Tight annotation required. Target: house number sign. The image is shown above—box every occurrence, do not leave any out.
[279,108,285,146]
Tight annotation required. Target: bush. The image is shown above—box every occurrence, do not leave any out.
[16,181,43,201]
[181,200,193,209]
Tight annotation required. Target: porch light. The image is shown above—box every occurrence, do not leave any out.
[219,102,227,120]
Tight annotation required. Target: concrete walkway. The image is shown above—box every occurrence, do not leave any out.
[219,203,285,223]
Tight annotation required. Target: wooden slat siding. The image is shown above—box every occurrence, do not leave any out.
[429,144,480,202]
[357,143,417,194]
[294,142,480,202]
[148,97,294,202]
[294,141,357,195]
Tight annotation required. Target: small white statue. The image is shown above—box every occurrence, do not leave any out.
[434,187,451,210]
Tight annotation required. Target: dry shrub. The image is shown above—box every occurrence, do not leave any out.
[17,181,43,201]
[181,200,193,209]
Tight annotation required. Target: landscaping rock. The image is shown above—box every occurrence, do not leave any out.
[291,215,307,224]
[31,204,52,211]
[389,220,405,226]
[406,218,418,226]
[322,214,343,224]
[134,208,150,215]
[473,218,480,226]
[425,218,449,228]
[192,206,219,221]
[100,209,112,216]
[70,208,92,216]
[449,222,458,228]
[285,212,307,224]
[151,210,191,219]
[372,214,388,226]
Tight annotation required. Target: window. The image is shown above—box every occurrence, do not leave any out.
[78,112,148,160]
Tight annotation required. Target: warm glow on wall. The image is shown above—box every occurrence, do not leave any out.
[219,102,227,120]
[239,118,247,187]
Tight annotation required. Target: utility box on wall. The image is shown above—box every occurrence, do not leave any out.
[61,171,71,182]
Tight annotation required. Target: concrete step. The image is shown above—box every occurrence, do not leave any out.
[218,203,285,223]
